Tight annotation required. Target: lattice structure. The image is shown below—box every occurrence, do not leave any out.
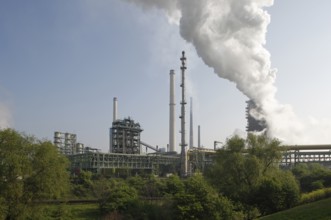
[282,151,331,167]
[110,118,143,154]
[68,152,180,174]
[246,100,267,132]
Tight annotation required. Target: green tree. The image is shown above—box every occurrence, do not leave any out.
[0,128,70,219]
[252,170,300,215]
[292,163,331,192]
[206,134,296,218]
[94,178,139,218]
[163,175,184,196]
[206,135,262,202]
[173,173,234,220]
[71,170,94,198]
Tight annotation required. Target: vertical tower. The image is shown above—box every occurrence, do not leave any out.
[169,70,176,152]
[198,125,201,148]
[189,97,193,149]
[180,51,188,177]
[113,97,118,122]
[110,97,118,153]
[246,99,267,132]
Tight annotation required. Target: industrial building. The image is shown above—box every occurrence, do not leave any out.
[110,117,142,154]
[246,99,267,132]
[54,51,331,177]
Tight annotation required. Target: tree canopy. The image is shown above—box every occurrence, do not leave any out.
[0,128,70,219]
[206,134,299,217]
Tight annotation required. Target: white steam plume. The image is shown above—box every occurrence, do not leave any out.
[123,0,330,144]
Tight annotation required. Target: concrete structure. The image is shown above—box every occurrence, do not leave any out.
[198,125,201,148]
[113,97,118,122]
[169,70,176,152]
[189,97,193,149]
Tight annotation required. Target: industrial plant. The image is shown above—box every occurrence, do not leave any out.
[54,51,331,177]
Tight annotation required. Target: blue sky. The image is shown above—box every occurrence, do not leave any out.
[1,1,331,152]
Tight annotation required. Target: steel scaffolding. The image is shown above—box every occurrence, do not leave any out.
[110,118,143,154]
[69,152,180,174]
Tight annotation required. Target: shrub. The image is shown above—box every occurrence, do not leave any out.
[300,187,331,204]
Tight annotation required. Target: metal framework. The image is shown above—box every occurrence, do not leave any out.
[246,100,267,132]
[179,51,188,177]
[67,144,331,176]
[281,145,331,167]
[54,132,77,155]
[69,152,180,174]
[110,118,143,154]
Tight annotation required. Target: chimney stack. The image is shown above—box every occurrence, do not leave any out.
[198,125,201,148]
[189,97,193,149]
[113,97,118,122]
[169,70,176,152]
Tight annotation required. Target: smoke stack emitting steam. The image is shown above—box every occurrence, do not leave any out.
[124,0,331,144]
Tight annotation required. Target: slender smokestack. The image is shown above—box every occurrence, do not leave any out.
[198,125,201,148]
[189,97,193,149]
[113,97,118,122]
[169,70,176,152]
[180,51,188,177]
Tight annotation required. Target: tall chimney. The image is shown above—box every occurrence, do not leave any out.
[198,125,201,148]
[110,97,117,153]
[169,70,176,152]
[113,97,118,122]
[180,51,188,177]
[189,97,193,149]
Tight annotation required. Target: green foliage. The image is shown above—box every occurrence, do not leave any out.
[163,175,184,196]
[173,173,234,220]
[206,134,299,217]
[0,128,70,219]
[94,178,139,216]
[291,163,331,192]
[300,187,331,204]
[140,175,166,198]
[252,170,300,215]
[259,197,331,220]
[247,133,282,174]
[71,170,94,198]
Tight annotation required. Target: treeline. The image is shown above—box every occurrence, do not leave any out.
[2,129,331,219]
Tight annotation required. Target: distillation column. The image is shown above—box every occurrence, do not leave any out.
[169,70,176,152]
[180,51,188,177]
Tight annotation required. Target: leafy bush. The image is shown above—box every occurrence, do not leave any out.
[300,187,331,204]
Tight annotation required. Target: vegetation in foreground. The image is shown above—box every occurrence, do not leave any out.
[258,197,331,220]
[1,128,331,219]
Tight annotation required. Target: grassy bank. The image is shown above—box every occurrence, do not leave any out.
[258,197,331,220]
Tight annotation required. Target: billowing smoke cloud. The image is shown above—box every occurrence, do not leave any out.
[123,0,331,144]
